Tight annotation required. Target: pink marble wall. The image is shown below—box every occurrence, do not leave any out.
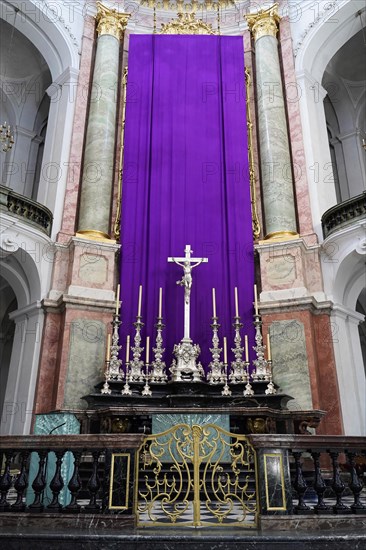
[279,18,318,245]
[57,16,95,244]
[259,241,323,294]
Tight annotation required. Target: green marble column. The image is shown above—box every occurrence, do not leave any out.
[246,5,298,241]
[77,3,129,241]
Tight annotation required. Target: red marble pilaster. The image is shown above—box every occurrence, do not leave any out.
[262,308,343,435]
[57,16,96,244]
[279,17,317,245]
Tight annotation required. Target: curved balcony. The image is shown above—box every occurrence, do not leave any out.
[322,191,366,239]
[0,185,53,237]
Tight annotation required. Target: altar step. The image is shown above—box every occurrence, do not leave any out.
[0,524,364,550]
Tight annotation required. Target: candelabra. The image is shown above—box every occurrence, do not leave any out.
[141,362,152,396]
[109,313,123,380]
[265,360,276,395]
[221,360,231,396]
[100,360,112,394]
[129,316,145,382]
[150,317,168,383]
[229,316,247,383]
[121,361,132,395]
[243,360,254,397]
[251,313,276,394]
[207,316,225,384]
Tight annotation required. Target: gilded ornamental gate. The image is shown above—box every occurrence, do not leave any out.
[135,424,257,527]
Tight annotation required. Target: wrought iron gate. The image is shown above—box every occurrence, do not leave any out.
[135,423,257,527]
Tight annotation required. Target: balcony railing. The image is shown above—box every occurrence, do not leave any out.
[0,433,365,524]
[0,185,53,236]
[321,191,366,239]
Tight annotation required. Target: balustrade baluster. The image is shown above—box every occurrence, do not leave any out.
[311,451,331,513]
[329,450,350,514]
[28,450,47,512]
[65,451,82,513]
[11,451,30,512]
[346,451,366,513]
[292,451,311,513]
[0,451,13,512]
[47,450,65,512]
[84,450,101,512]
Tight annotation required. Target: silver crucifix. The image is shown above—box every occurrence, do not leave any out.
[168,244,208,341]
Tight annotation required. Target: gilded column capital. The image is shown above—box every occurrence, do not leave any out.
[245,3,280,41]
[96,2,130,40]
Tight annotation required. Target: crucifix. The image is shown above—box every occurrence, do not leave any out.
[168,245,208,341]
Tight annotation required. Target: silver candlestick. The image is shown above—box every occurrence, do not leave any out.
[121,361,132,396]
[142,362,152,396]
[229,316,247,383]
[129,316,145,382]
[243,360,254,396]
[109,313,123,380]
[100,360,111,394]
[207,317,225,384]
[221,361,231,396]
[251,313,270,381]
[150,317,168,383]
[265,361,277,395]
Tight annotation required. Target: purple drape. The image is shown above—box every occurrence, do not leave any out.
[120,35,255,370]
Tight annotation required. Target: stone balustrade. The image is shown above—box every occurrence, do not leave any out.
[0,433,365,524]
[321,192,366,239]
[0,185,53,236]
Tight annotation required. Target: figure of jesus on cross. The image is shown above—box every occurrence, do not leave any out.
[168,245,208,341]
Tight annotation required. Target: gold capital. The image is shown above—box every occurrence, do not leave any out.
[245,3,280,41]
[96,2,130,40]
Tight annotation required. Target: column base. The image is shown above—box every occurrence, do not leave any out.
[261,230,299,243]
[76,229,116,243]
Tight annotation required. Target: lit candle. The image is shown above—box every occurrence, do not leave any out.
[212,288,216,317]
[125,335,130,363]
[244,335,249,363]
[267,333,271,361]
[158,287,162,318]
[115,284,120,314]
[254,284,258,315]
[106,333,111,362]
[137,285,142,317]
[146,336,150,364]
[223,336,227,364]
[234,287,239,317]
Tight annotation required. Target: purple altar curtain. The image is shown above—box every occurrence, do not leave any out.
[120,35,255,370]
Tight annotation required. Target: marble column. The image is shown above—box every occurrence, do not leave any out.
[246,5,298,241]
[77,3,129,241]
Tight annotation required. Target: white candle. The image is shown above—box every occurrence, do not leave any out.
[137,285,142,317]
[158,287,162,318]
[146,336,150,364]
[212,288,216,317]
[115,284,120,314]
[106,333,111,362]
[244,335,249,363]
[234,287,239,317]
[267,333,271,361]
[254,284,258,315]
[223,336,227,364]
[125,335,130,363]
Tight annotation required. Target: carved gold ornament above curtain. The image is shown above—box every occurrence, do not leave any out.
[160,12,217,34]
